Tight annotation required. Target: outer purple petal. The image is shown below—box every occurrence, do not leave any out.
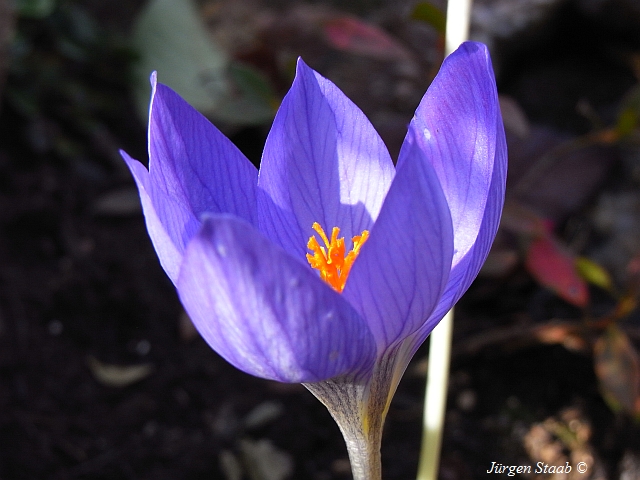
[408,41,506,328]
[149,73,258,227]
[343,131,454,349]
[177,215,377,383]
[122,151,199,283]
[257,58,395,260]
[122,73,259,283]
[409,42,504,267]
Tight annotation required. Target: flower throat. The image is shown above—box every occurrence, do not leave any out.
[306,222,369,293]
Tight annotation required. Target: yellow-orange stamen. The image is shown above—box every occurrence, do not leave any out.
[306,222,369,293]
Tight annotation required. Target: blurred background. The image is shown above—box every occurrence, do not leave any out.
[1,0,640,478]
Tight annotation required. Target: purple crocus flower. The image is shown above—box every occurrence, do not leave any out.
[121,41,506,479]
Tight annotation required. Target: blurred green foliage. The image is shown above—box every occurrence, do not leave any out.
[5,0,137,166]
[411,2,446,35]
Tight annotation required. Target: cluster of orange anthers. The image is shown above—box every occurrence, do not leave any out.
[306,222,369,293]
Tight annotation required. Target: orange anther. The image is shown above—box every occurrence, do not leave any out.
[306,222,369,293]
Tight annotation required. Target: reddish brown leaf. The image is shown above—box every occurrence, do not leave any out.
[525,236,589,307]
[507,126,618,223]
[322,16,411,60]
[481,247,519,277]
[594,326,640,416]
[500,200,552,237]
[628,253,640,277]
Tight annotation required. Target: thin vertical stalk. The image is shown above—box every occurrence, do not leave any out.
[444,0,472,56]
[417,1,473,478]
[416,308,454,480]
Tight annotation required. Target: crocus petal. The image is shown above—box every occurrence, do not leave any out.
[177,215,377,383]
[257,58,395,260]
[409,42,504,267]
[344,131,454,349]
[121,150,199,283]
[384,43,507,364]
[420,132,506,334]
[405,41,507,336]
[146,72,258,252]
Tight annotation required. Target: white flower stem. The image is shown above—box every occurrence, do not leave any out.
[416,5,474,479]
[444,0,472,56]
[416,308,454,480]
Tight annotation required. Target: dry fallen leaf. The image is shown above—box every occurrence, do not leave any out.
[240,438,293,480]
[87,356,153,388]
[243,401,284,430]
[594,326,640,417]
[220,449,243,480]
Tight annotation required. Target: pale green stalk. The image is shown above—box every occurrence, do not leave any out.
[443,0,472,57]
[416,308,454,480]
[416,1,473,479]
